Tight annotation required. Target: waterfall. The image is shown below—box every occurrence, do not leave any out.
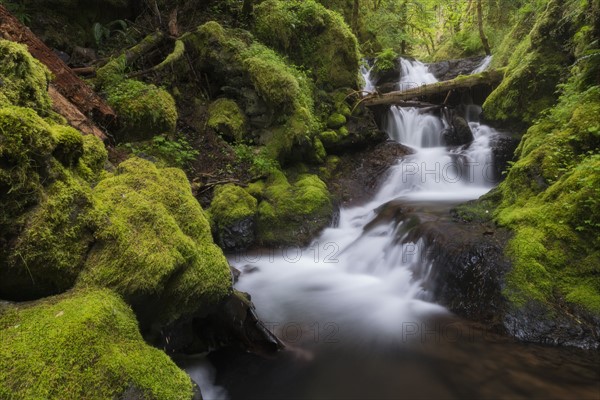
[360,63,376,93]
[472,55,493,73]
[398,58,438,90]
[232,60,499,345]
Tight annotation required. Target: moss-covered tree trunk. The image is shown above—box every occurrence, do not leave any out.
[477,0,491,56]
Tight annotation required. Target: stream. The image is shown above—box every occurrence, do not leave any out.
[182,59,600,400]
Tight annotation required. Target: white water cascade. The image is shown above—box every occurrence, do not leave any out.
[360,63,376,93]
[472,55,493,73]
[399,58,438,90]
[231,61,499,346]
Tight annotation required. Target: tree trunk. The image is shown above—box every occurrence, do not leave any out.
[0,5,116,130]
[477,0,491,56]
[352,0,360,35]
[361,69,504,107]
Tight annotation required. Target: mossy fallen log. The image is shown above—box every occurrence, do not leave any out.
[361,69,505,107]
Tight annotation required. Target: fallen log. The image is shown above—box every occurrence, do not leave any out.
[362,69,504,107]
[0,5,116,129]
[48,86,109,142]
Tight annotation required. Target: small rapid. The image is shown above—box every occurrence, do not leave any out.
[232,59,497,345]
[186,58,600,400]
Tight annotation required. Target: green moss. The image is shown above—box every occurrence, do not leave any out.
[182,22,319,163]
[319,130,339,146]
[0,106,56,227]
[256,170,332,245]
[5,168,98,299]
[373,48,398,74]
[495,83,600,314]
[50,125,84,167]
[254,0,360,90]
[313,137,327,163]
[209,184,258,227]
[242,42,315,115]
[327,113,346,129]
[483,0,575,127]
[76,135,108,183]
[0,40,52,115]
[105,79,178,142]
[80,157,232,325]
[208,98,247,142]
[0,289,193,399]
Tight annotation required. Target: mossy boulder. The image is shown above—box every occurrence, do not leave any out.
[105,79,178,142]
[207,98,246,142]
[50,125,84,166]
[0,105,108,300]
[180,22,320,164]
[327,113,347,129]
[209,184,258,250]
[0,40,52,115]
[254,0,360,90]
[0,106,57,229]
[255,171,333,246]
[0,289,194,399]
[2,170,98,300]
[80,157,232,327]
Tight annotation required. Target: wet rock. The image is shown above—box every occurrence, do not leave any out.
[160,290,283,357]
[489,134,519,182]
[504,302,600,350]
[215,216,255,251]
[400,215,512,325]
[322,109,388,154]
[327,140,413,207]
[396,205,600,350]
[427,56,486,81]
[443,115,474,146]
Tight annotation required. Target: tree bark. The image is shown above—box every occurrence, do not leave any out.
[361,69,504,107]
[0,5,115,140]
[477,0,491,56]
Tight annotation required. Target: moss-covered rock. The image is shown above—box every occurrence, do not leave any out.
[105,79,178,142]
[180,22,320,164]
[207,98,246,142]
[327,113,347,129]
[255,171,333,246]
[495,84,600,315]
[254,0,360,90]
[50,125,84,166]
[0,106,56,228]
[80,157,232,327]
[0,289,194,399]
[483,0,575,128]
[3,169,98,300]
[209,184,258,250]
[0,40,52,115]
[76,134,109,182]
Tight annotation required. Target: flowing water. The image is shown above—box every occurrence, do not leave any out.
[184,58,600,400]
[472,55,493,74]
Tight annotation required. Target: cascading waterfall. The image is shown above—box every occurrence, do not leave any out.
[399,58,438,90]
[231,60,498,345]
[472,55,493,73]
[360,63,376,93]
